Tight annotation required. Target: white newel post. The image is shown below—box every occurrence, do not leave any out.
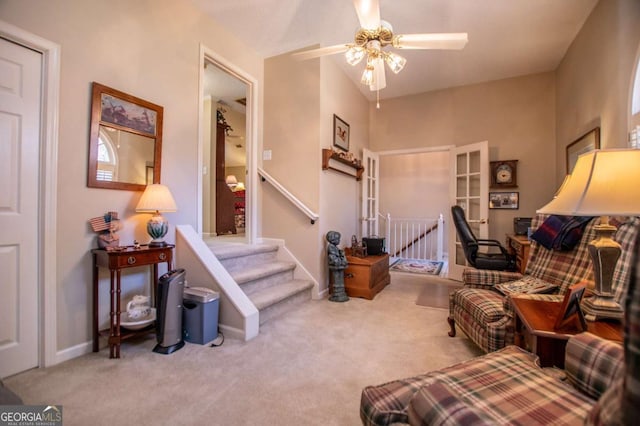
[437,213,444,261]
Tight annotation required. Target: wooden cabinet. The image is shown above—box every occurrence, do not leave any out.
[342,250,390,299]
[506,234,531,274]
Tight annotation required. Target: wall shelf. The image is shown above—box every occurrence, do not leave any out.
[322,149,364,181]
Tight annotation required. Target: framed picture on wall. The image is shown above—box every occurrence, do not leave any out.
[489,192,519,209]
[333,114,350,151]
[566,127,600,173]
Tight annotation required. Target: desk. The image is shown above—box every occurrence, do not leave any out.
[92,245,174,358]
[511,296,622,368]
[506,234,531,274]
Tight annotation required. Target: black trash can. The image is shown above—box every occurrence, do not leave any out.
[182,287,220,344]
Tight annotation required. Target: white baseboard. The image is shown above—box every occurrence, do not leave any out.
[218,324,245,341]
[54,341,92,365]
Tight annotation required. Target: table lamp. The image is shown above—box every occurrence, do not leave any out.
[136,184,177,247]
[537,149,640,320]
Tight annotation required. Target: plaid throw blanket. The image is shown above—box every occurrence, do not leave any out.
[530,215,593,251]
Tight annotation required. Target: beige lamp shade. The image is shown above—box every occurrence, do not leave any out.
[136,184,177,213]
[538,149,640,216]
[538,148,640,321]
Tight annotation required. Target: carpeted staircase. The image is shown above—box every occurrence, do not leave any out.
[207,243,313,325]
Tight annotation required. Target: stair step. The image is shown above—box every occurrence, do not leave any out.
[231,261,295,284]
[231,262,296,295]
[208,243,279,272]
[204,241,313,328]
[249,279,314,324]
[207,243,277,259]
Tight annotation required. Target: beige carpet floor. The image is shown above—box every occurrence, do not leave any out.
[5,272,481,426]
[413,273,463,310]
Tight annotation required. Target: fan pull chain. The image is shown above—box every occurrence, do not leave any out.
[376,89,380,109]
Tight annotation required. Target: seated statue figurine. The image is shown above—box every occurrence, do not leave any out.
[326,231,349,302]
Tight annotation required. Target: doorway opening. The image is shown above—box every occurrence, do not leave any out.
[199,49,256,242]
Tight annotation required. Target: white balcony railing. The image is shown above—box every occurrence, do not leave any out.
[379,213,444,261]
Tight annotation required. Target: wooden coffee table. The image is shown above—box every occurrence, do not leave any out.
[511,296,622,368]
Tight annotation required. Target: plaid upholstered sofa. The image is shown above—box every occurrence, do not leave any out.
[446,215,640,353]
[359,229,640,425]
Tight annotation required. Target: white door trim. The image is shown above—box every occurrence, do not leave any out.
[197,44,258,243]
[0,20,60,368]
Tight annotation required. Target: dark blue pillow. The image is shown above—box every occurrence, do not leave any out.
[530,215,593,251]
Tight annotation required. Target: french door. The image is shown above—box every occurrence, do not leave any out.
[361,148,380,237]
[448,141,489,280]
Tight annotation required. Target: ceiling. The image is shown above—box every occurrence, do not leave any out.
[191,0,598,101]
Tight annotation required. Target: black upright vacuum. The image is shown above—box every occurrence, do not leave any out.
[153,268,186,354]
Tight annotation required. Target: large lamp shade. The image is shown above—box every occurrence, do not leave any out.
[538,149,640,320]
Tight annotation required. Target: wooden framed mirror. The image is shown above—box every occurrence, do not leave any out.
[88,82,163,191]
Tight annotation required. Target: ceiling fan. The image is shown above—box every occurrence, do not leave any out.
[293,0,468,93]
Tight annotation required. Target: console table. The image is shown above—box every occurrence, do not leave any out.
[506,234,531,274]
[511,296,622,368]
[92,245,174,358]
[342,249,390,300]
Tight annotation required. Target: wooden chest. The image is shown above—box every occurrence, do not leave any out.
[343,251,390,300]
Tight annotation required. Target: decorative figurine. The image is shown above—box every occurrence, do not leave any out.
[326,231,349,302]
[89,211,121,250]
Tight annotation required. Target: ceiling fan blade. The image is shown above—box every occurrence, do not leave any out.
[370,57,386,91]
[353,0,380,30]
[291,44,349,61]
[393,33,468,50]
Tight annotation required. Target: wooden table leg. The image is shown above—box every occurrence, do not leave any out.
[92,253,99,352]
[115,270,122,359]
[109,269,116,358]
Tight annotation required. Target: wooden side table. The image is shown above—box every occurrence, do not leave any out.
[342,249,390,300]
[92,245,174,358]
[506,234,531,274]
[511,296,622,368]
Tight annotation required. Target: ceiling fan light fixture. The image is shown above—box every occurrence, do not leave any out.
[383,51,406,74]
[345,46,366,66]
[361,64,375,86]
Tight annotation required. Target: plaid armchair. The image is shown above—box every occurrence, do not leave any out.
[446,215,640,353]
[359,226,640,425]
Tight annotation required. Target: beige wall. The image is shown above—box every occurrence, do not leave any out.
[263,51,369,290]
[370,73,557,241]
[0,0,263,352]
[263,51,322,281]
[556,0,640,184]
[379,151,451,247]
[318,56,370,287]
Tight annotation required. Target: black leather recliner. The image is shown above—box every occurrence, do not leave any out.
[451,205,517,271]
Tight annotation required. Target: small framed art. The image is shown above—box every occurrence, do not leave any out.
[566,127,600,173]
[489,192,519,209]
[333,114,350,151]
[554,282,588,331]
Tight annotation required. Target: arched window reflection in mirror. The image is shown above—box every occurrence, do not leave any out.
[88,83,163,191]
[97,128,118,182]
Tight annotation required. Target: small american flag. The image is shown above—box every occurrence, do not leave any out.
[89,216,109,232]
